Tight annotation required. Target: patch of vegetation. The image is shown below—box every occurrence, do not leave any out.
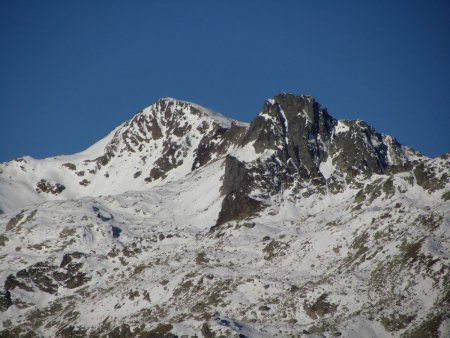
[0,234,9,246]
[263,240,289,260]
[108,247,120,257]
[173,280,193,297]
[351,232,369,250]
[28,243,46,250]
[326,220,339,228]
[307,322,338,335]
[364,179,384,203]
[303,293,338,320]
[374,231,384,240]
[401,312,447,338]
[442,190,450,201]
[354,181,387,205]
[27,301,64,330]
[200,322,225,338]
[57,325,87,338]
[382,177,395,197]
[59,227,77,239]
[399,239,424,264]
[192,301,207,313]
[354,189,366,203]
[24,209,37,223]
[6,211,24,231]
[416,214,442,231]
[369,257,403,296]
[133,265,150,276]
[107,324,133,337]
[196,252,209,265]
[345,231,369,264]
[145,323,174,337]
[0,327,38,338]
[201,322,221,338]
[234,221,256,230]
[380,313,416,332]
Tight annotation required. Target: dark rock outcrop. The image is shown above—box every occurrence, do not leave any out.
[243,93,408,181]
[243,93,336,178]
[35,179,65,195]
[3,253,91,310]
[215,156,265,227]
[215,93,418,226]
[192,122,247,171]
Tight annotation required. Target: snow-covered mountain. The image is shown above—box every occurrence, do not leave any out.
[0,98,247,214]
[0,93,449,337]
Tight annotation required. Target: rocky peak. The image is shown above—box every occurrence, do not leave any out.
[214,93,418,226]
[113,98,247,182]
[0,92,437,217]
[241,93,410,181]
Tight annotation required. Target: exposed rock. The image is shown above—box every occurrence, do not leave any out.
[62,163,76,171]
[242,93,411,186]
[35,179,65,195]
[5,211,24,231]
[414,163,448,192]
[303,293,338,319]
[215,156,265,227]
[0,290,12,311]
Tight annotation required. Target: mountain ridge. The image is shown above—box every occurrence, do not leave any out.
[0,93,449,337]
[0,93,431,215]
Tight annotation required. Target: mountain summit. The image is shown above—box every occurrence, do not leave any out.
[0,94,449,337]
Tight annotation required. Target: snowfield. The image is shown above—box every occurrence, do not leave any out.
[0,94,449,337]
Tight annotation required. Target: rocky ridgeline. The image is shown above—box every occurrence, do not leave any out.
[88,98,248,183]
[0,94,445,215]
[0,93,449,337]
[215,93,446,227]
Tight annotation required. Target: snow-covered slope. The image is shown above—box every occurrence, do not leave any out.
[0,93,449,337]
[0,98,248,214]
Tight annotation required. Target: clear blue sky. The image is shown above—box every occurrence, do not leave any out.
[1,0,449,162]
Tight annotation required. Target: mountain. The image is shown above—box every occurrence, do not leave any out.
[0,93,449,337]
[0,98,247,214]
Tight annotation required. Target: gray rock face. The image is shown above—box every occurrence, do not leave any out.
[332,120,398,178]
[192,122,247,171]
[2,254,91,311]
[243,93,410,181]
[244,93,336,177]
[213,93,442,226]
[215,156,265,227]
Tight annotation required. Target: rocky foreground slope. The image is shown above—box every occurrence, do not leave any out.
[0,93,449,337]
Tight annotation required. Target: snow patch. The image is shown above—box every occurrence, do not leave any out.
[335,120,350,134]
[319,156,335,180]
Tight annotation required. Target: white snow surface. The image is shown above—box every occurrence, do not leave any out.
[335,120,350,134]
[319,155,335,180]
[171,98,247,129]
